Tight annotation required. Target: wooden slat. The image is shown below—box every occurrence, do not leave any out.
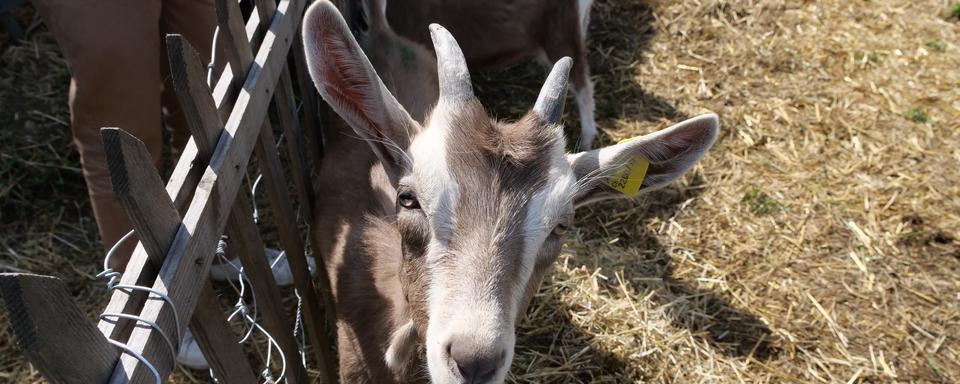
[292,30,325,163]
[0,273,119,383]
[188,280,257,384]
[110,0,306,381]
[97,152,205,341]
[216,0,249,103]
[254,114,337,383]
[101,128,257,383]
[212,65,235,115]
[101,129,181,267]
[167,34,308,384]
[166,39,221,162]
[275,69,316,225]
[211,0,260,116]
[221,1,337,380]
[251,0,316,230]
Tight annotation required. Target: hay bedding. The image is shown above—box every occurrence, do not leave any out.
[2,0,959,382]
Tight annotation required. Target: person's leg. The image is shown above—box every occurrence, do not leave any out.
[33,0,163,269]
[160,0,220,152]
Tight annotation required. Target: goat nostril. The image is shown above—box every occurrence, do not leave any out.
[449,343,501,382]
[455,360,497,382]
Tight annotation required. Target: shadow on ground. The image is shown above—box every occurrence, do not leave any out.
[580,175,778,360]
[508,176,778,382]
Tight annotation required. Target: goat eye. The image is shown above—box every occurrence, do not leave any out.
[398,191,421,209]
[551,222,569,236]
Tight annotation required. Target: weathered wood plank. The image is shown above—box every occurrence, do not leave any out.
[188,280,258,384]
[167,39,223,162]
[101,129,181,268]
[254,0,313,214]
[275,69,316,227]
[255,114,337,383]
[253,0,317,230]
[292,30,325,163]
[109,1,306,381]
[0,273,119,384]
[212,0,260,116]
[216,0,252,90]
[101,128,257,384]
[167,34,308,384]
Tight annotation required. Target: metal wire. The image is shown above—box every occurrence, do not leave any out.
[95,229,136,288]
[207,25,221,88]
[293,288,307,368]
[218,248,288,383]
[250,131,286,224]
[108,284,184,347]
[106,339,163,384]
[99,312,179,367]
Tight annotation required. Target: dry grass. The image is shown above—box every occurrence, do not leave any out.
[2,0,959,383]
[480,0,960,382]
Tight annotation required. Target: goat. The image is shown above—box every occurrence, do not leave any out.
[303,1,720,383]
[364,0,599,150]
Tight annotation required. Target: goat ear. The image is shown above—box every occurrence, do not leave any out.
[302,0,417,184]
[567,114,720,206]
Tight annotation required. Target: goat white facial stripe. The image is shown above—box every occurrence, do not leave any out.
[408,106,459,245]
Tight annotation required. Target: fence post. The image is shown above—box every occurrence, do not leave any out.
[0,273,119,383]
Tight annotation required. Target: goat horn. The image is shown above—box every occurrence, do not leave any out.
[534,57,572,124]
[429,24,473,102]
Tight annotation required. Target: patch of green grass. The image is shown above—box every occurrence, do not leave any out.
[742,187,780,215]
[926,39,946,52]
[855,51,881,65]
[952,2,960,19]
[905,108,929,123]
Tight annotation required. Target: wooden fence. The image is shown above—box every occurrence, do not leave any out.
[0,0,350,382]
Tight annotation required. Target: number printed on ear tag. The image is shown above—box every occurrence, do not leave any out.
[607,137,649,197]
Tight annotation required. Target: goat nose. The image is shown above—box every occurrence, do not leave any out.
[446,338,504,383]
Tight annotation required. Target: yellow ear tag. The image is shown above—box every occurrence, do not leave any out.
[606,137,649,197]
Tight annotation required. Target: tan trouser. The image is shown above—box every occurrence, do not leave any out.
[33,0,218,269]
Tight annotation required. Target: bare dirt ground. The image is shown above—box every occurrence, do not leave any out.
[2,0,959,383]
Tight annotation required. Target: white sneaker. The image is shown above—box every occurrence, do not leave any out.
[176,328,209,370]
[209,247,317,287]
